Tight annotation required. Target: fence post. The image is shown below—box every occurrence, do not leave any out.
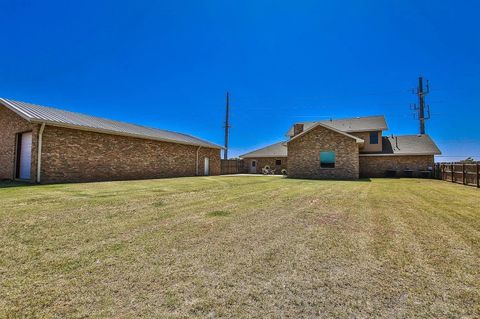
[477,163,479,188]
[451,163,454,183]
[463,164,466,185]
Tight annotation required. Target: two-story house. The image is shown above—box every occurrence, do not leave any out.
[240,115,441,179]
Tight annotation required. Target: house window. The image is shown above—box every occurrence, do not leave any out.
[320,151,335,168]
[275,159,282,166]
[370,131,379,144]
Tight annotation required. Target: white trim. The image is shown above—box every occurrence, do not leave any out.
[36,123,46,183]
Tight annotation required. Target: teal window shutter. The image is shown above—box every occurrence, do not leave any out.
[320,151,335,168]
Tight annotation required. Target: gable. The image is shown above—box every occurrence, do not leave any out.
[287,122,364,144]
[286,116,388,137]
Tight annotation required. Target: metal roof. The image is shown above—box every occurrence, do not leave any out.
[360,135,441,156]
[0,98,222,149]
[286,115,388,136]
[240,141,287,158]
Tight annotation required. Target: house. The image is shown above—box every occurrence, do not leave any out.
[0,98,222,184]
[240,142,287,174]
[241,115,441,179]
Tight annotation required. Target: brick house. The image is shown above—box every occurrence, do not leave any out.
[241,116,441,179]
[0,98,222,184]
[240,142,287,174]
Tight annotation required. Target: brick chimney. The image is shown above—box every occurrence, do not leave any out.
[293,123,304,136]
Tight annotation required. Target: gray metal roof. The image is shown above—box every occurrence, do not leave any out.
[360,135,441,156]
[240,141,287,158]
[287,115,388,136]
[0,98,222,149]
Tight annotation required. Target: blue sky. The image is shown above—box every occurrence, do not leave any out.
[1,1,479,161]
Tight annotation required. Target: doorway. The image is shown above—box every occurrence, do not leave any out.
[250,160,257,173]
[204,157,210,176]
[16,132,33,180]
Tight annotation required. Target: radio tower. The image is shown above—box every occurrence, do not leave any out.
[223,92,230,159]
[411,76,431,134]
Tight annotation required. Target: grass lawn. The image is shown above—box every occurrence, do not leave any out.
[0,176,479,318]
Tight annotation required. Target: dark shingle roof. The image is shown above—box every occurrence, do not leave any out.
[360,135,441,156]
[0,98,222,149]
[240,141,287,158]
[286,115,388,136]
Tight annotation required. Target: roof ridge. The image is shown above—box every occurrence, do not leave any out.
[0,97,222,149]
[2,97,178,134]
[240,141,287,158]
[319,114,385,122]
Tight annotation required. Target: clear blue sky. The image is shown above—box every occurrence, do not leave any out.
[1,1,479,161]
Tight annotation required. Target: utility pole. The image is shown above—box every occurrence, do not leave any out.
[223,92,230,160]
[411,76,430,134]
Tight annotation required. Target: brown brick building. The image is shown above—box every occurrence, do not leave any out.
[241,116,441,179]
[0,98,221,184]
[240,142,287,174]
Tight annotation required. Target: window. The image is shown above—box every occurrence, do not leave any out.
[369,131,379,144]
[251,160,256,167]
[320,151,335,168]
[275,159,282,166]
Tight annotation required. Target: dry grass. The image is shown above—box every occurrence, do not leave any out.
[0,176,479,318]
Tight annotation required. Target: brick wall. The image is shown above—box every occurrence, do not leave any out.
[0,104,221,183]
[39,126,221,183]
[243,157,288,174]
[0,106,38,182]
[359,155,434,178]
[287,125,360,179]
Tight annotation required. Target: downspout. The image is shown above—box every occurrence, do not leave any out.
[196,146,202,176]
[36,123,46,183]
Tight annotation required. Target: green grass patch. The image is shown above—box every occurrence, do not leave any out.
[0,176,479,318]
[206,210,231,217]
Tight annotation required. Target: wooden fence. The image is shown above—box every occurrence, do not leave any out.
[434,162,480,188]
[220,159,245,175]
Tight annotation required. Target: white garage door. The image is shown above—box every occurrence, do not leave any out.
[19,132,32,180]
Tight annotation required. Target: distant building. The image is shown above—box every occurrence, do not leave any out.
[240,116,441,179]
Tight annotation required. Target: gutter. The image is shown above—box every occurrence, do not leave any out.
[36,123,46,183]
[196,146,202,175]
[359,153,439,157]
